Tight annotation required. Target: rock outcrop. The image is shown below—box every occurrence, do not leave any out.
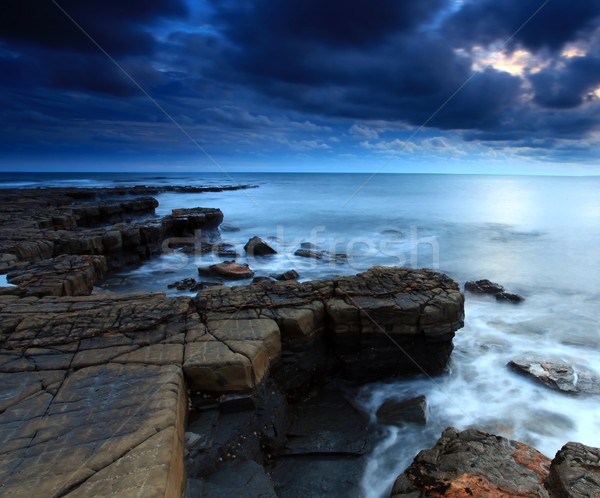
[546,442,600,497]
[391,428,600,498]
[391,428,552,497]
[508,356,600,394]
[244,236,277,256]
[464,279,525,303]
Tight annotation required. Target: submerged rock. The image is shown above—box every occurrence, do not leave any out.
[244,236,277,256]
[198,261,254,280]
[272,269,299,281]
[508,356,600,394]
[496,291,525,303]
[376,395,427,427]
[391,427,551,497]
[464,279,505,295]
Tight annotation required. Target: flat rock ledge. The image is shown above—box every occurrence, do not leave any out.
[391,428,600,497]
[0,265,464,497]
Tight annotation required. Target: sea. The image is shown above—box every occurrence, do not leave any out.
[3,171,600,496]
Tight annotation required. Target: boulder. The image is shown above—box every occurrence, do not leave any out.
[199,261,254,280]
[496,291,525,303]
[508,356,600,394]
[272,269,299,281]
[376,395,427,427]
[464,279,504,295]
[546,442,600,497]
[244,236,277,256]
[391,427,551,497]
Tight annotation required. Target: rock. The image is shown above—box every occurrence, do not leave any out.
[195,266,465,380]
[381,229,404,237]
[272,269,299,281]
[168,278,207,292]
[391,427,551,497]
[464,279,505,295]
[496,291,525,303]
[294,248,347,263]
[376,395,427,427]
[251,276,273,284]
[199,261,254,280]
[200,460,277,497]
[6,254,107,297]
[294,248,323,259]
[271,457,365,498]
[220,223,241,232]
[299,242,319,250]
[0,363,187,498]
[284,389,369,455]
[508,356,600,394]
[244,236,277,256]
[546,442,600,497]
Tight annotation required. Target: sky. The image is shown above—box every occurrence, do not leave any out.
[1,0,600,174]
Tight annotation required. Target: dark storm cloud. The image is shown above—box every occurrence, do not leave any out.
[212,0,449,48]
[530,54,600,109]
[443,0,600,52]
[203,1,523,131]
[0,0,188,56]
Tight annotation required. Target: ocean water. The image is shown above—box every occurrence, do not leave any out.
[3,172,600,496]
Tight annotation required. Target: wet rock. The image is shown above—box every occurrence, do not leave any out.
[167,278,219,292]
[464,279,505,295]
[381,229,404,237]
[508,356,600,394]
[251,276,273,284]
[200,460,277,497]
[199,261,254,280]
[391,427,551,497]
[496,291,525,303]
[299,242,319,250]
[294,247,347,263]
[271,456,364,498]
[244,236,277,256]
[546,442,600,497]
[220,223,241,232]
[272,269,299,281]
[376,395,427,427]
[284,389,369,456]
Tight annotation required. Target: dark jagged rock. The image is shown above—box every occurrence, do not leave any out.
[391,427,551,497]
[244,236,277,256]
[546,442,600,497]
[496,291,525,303]
[376,395,427,427]
[464,279,505,295]
[294,247,347,263]
[508,356,600,394]
[272,269,299,281]
[168,278,220,292]
[199,261,255,280]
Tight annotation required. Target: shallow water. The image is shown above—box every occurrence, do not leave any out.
[5,172,600,497]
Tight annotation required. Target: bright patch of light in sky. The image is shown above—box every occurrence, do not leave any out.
[468,45,548,77]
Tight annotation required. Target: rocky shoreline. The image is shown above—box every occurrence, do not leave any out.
[0,186,598,497]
